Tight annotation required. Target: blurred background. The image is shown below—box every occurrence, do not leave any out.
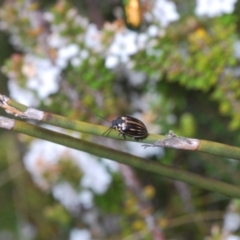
[0,0,240,239]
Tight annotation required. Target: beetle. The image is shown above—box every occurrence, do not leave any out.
[103,116,148,140]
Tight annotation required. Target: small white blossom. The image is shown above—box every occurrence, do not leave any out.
[71,56,81,67]
[226,235,240,240]
[223,212,240,232]
[195,0,237,17]
[152,0,179,27]
[47,32,67,48]
[24,139,117,195]
[52,182,80,211]
[137,33,149,50]
[8,80,37,106]
[85,24,102,52]
[105,30,138,68]
[70,229,91,240]
[105,55,119,69]
[78,190,93,209]
[148,25,159,37]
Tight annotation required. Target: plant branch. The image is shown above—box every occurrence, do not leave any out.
[1,116,240,198]
[1,94,240,160]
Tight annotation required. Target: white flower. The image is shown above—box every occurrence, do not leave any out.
[110,30,138,56]
[47,32,67,48]
[137,33,149,50]
[223,212,240,232]
[195,0,237,17]
[78,190,93,209]
[56,44,80,68]
[85,23,102,52]
[152,0,179,27]
[70,151,113,194]
[9,54,60,101]
[69,150,118,194]
[8,80,38,106]
[105,55,119,69]
[70,229,91,240]
[105,30,138,68]
[226,235,240,240]
[52,182,80,211]
[148,25,159,37]
[24,139,117,195]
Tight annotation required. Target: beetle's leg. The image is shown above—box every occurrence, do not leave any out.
[118,132,126,139]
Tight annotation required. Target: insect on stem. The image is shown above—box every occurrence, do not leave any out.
[101,115,148,140]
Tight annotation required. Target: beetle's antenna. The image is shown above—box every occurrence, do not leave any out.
[93,113,114,137]
[96,114,112,136]
[95,114,110,124]
[102,127,112,137]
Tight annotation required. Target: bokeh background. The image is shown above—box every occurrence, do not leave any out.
[0,0,240,239]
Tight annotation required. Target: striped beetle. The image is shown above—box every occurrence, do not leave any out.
[103,116,148,140]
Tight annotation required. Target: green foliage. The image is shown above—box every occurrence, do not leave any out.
[0,133,19,234]
[66,58,115,91]
[0,1,43,51]
[50,1,88,42]
[1,0,240,239]
[44,204,71,227]
[2,54,26,87]
[178,112,197,137]
[58,158,83,189]
[211,75,240,130]
[94,173,125,213]
[134,16,237,91]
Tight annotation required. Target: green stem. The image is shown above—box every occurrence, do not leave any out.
[2,95,240,160]
[13,119,240,199]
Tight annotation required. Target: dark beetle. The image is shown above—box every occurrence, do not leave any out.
[103,116,148,140]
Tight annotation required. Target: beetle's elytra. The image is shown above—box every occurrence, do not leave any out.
[103,116,148,140]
